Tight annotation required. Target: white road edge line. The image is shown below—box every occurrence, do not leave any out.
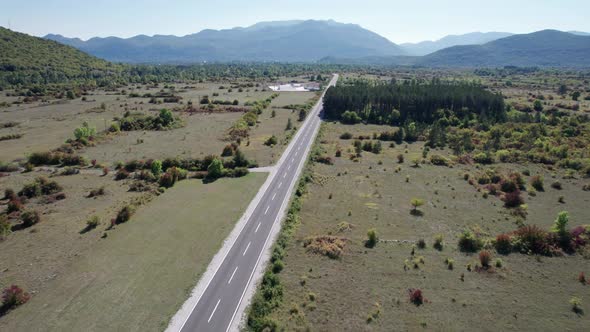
[208,299,221,323]
[228,267,238,284]
[255,222,261,233]
[243,242,251,256]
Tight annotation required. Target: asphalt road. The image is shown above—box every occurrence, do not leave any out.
[178,74,338,332]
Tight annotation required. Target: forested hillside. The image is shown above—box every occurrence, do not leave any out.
[0,27,125,87]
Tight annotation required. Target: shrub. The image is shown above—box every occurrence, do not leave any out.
[115,169,130,180]
[21,210,40,227]
[408,288,424,306]
[221,145,234,157]
[264,135,278,146]
[478,250,492,268]
[115,205,135,224]
[579,272,586,285]
[151,159,163,177]
[341,110,362,124]
[502,190,524,208]
[513,225,550,255]
[303,235,348,258]
[366,228,378,248]
[410,198,425,214]
[473,152,494,164]
[495,258,503,268]
[570,297,583,314]
[494,233,512,254]
[88,186,106,198]
[1,285,30,308]
[417,239,426,249]
[397,154,404,163]
[272,260,284,273]
[433,234,444,251]
[7,199,24,213]
[551,181,563,190]
[458,230,483,252]
[340,132,353,139]
[530,175,544,191]
[430,154,449,166]
[0,215,11,240]
[86,216,100,230]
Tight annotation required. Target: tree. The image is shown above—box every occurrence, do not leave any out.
[366,228,378,248]
[74,121,96,141]
[285,118,293,131]
[265,135,278,146]
[558,84,568,95]
[410,198,424,212]
[341,111,361,124]
[571,91,581,101]
[533,100,543,112]
[159,109,174,127]
[207,158,224,179]
[151,159,162,177]
[66,90,75,99]
[233,148,248,167]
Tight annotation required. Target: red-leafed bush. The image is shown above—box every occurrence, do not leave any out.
[502,189,524,208]
[570,226,589,249]
[1,285,30,308]
[408,288,424,306]
[495,233,512,255]
[479,250,492,268]
[513,225,550,255]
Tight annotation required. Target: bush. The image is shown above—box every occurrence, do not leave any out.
[366,228,378,248]
[151,159,163,177]
[221,145,234,157]
[115,169,130,180]
[473,152,494,164]
[530,175,544,191]
[19,177,62,198]
[21,210,40,227]
[340,132,353,139]
[551,181,563,190]
[408,288,424,306]
[410,198,425,213]
[430,154,449,166]
[115,205,135,224]
[1,285,30,308]
[207,159,224,179]
[478,250,492,268]
[86,216,100,230]
[570,297,583,314]
[0,215,11,240]
[88,186,105,198]
[458,230,483,252]
[417,239,426,249]
[7,199,23,214]
[433,234,444,251]
[264,135,278,146]
[513,225,550,255]
[303,236,346,259]
[502,190,524,208]
[494,233,512,254]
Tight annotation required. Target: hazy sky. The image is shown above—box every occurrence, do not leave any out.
[2,0,589,43]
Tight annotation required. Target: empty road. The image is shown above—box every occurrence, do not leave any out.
[177,74,338,332]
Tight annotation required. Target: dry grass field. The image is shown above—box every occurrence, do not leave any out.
[266,121,590,331]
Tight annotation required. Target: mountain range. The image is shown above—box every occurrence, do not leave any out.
[45,20,405,63]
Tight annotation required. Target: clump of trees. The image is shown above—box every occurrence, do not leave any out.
[118,109,181,131]
[324,79,506,126]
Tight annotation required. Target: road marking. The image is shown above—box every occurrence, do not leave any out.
[278,182,282,188]
[287,165,291,170]
[264,206,270,215]
[297,146,300,151]
[295,151,298,157]
[291,158,294,163]
[228,266,238,284]
[283,173,286,178]
[208,299,221,323]
[271,192,276,201]
[255,222,261,233]
[243,242,251,256]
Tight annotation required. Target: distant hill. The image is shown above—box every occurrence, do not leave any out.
[45,20,405,63]
[0,27,121,86]
[419,30,590,67]
[401,32,513,55]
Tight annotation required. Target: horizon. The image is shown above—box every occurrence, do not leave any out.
[2,0,589,44]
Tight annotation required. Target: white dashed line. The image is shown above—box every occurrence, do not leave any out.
[264,206,270,215]
[255,222,261,233]
[272,192,276,200]
[283,173,286,178]
[208,299,221,323]
[287,165,291,170]
[228,266,238,284]
[243,242,251,256]
[278,182,282,188]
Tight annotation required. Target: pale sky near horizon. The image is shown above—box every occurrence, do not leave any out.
[1,0,588,43]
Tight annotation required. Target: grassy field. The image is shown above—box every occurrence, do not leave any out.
[0,173,266,331]
[264,121,590,331]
